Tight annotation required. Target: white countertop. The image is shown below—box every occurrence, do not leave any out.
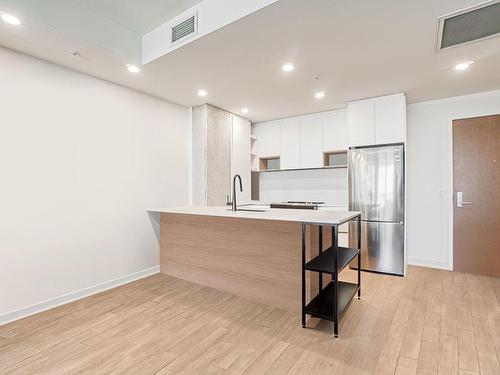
[148,206,360,225]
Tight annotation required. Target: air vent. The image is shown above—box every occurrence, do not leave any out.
[171,14,197,44]
[438,1,500,49]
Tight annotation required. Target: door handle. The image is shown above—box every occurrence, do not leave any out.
[456,192,471,208]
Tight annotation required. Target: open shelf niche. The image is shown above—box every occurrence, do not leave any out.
[259,157,280,171]
[323,150,348,168]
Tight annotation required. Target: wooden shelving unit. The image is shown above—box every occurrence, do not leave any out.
[250,134,259,171]
[301,215,361,338]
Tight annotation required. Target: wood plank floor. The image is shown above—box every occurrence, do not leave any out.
[0,266,499,374]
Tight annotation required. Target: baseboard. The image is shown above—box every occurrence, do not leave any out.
[0,266,160,326]
[407,256,452,271]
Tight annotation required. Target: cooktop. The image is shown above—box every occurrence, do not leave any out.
[270,201,325,210]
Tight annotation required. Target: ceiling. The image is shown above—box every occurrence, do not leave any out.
[0,0,203,33]
[0,0,203,61]
[1,0,500,122]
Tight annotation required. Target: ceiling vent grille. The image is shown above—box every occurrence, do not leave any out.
[438,1,500,49]
[171,14,197,45]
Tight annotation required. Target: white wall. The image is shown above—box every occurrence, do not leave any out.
[0,47,190,323]
[406,90,500,270]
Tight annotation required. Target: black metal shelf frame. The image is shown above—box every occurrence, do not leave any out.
[301,214,362,338]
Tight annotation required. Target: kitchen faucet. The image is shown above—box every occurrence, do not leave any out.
[232,174,243,212]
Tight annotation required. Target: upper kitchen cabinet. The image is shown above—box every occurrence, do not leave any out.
[347,99,375,147]
[253,121,281,158]
[374,94,406,144]
[300,114,323,168]
[280,118,301,169]
[348,93,406,147]
[322,109,348,152]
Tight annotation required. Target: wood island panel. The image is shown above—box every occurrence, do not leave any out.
[160,213,332,313]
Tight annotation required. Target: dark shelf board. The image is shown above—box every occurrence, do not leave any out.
[258,165,347,173]
[305,281,358,321]
[305,246,360,274]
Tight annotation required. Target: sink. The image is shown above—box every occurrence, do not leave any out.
[226,208,267,213]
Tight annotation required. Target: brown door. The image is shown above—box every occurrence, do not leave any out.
[453,114,500,277]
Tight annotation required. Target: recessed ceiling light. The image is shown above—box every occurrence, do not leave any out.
[282,63,294,72]
[315,91,326,99]
[1,13,21,25]
[241,108,249,114]
[126,64,140,73]
[198,89,207,97]
[455,61,474,71]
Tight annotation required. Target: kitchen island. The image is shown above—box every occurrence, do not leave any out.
[150,206,360,319]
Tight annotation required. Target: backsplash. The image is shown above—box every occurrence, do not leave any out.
[258,168,348,206]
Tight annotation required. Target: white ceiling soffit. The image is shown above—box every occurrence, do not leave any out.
[143,0,280,64]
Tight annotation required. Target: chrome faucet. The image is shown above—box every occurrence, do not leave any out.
[232,174,243,211]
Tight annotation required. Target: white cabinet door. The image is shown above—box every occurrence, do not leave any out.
[253,121,281,158]
[280,118,301,169]
[300,114,323,168]
[231,115,251,204]
[374,93,406,144]
[322,109,348,152]
[348,99,375,147]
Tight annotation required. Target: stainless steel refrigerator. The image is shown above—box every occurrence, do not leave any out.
[348,144,404,276]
